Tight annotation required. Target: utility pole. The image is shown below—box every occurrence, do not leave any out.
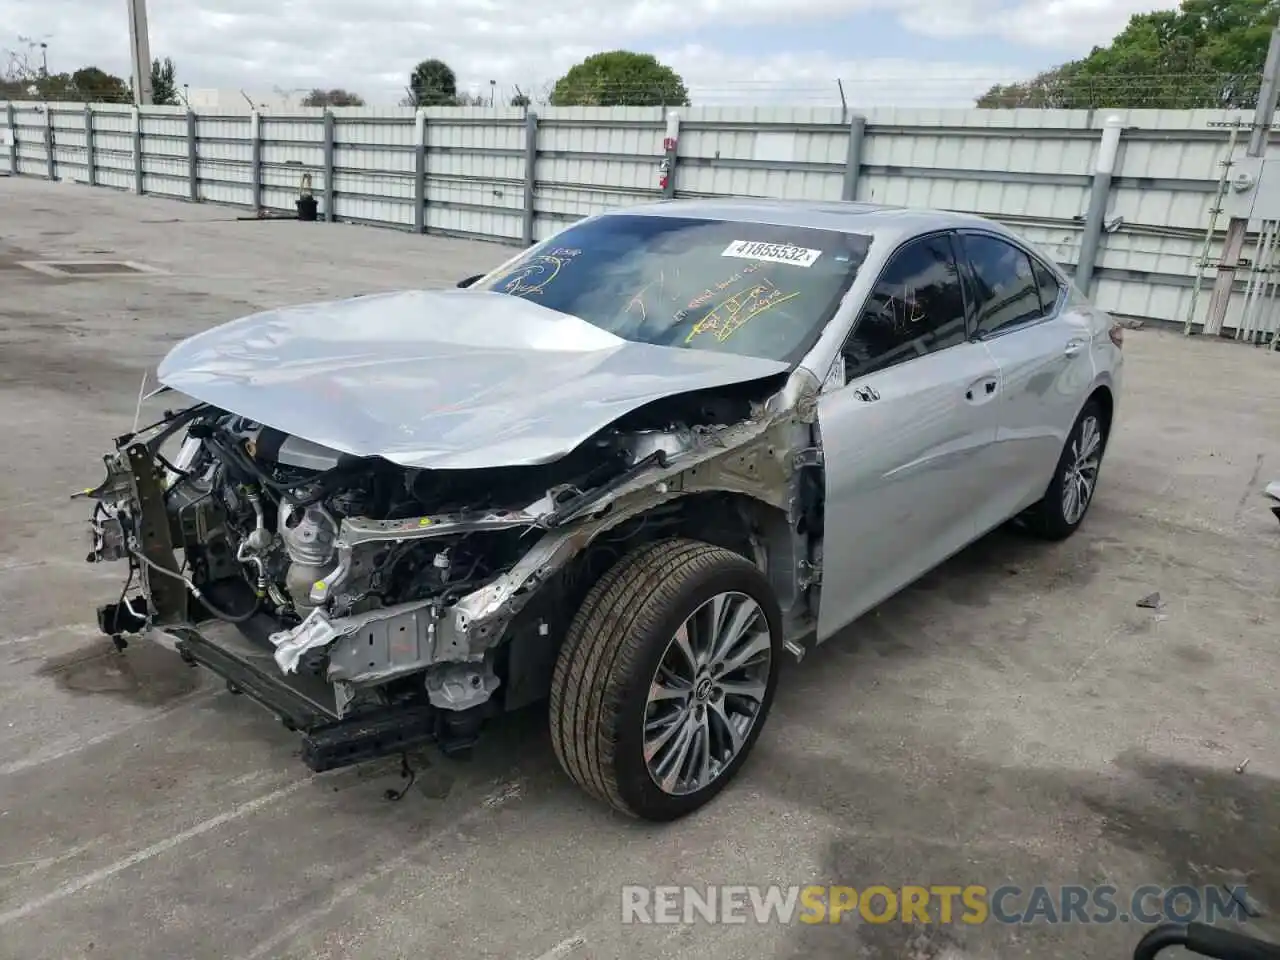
[126,0,153,105]
[1201,24,1280,336]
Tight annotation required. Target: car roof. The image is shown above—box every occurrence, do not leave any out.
[598,198,1008,248]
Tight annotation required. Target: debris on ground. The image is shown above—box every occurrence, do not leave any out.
[1137,592,1163,609]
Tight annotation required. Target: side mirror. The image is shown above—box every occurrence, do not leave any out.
[457,274,483,289]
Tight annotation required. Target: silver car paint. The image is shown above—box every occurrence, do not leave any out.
[815,338,1009,637]
[393,198,1120,668]
[154,288,791,470]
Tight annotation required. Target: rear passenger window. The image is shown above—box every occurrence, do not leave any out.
[1032,258,1063,314]
[842,234,967,379]
[961,234,1044,338]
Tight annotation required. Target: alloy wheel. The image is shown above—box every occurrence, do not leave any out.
[1061,415,1102,525]
[642,591,774,796]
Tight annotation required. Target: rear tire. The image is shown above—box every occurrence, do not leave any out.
[549,537,782,821]
[1022,399,1108,541]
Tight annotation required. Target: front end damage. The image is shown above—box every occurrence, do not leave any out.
[81,371,822,771]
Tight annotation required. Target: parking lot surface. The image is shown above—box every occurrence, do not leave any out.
[1,177,1277,960]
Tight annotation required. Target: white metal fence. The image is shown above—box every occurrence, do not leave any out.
[2,100,1277,334]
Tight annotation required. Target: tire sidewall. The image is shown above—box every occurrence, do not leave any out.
[610,553,784,821]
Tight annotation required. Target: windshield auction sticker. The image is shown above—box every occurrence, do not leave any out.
[721,240,822,267]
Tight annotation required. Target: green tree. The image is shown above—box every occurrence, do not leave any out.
[977,0,1280,109]
[150,57,178,105]
[301,87,366,107]
[550,51,689,107]
[0,77,30,99]
[68,66,130,102]
[408,58,457,106]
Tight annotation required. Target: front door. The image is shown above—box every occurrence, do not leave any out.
[815,232,1003,642]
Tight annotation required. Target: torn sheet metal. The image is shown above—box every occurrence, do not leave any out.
[270,607,341,675]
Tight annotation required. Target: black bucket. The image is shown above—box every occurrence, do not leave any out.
[296,195,319,222]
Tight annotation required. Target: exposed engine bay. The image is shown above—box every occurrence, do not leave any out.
[82,371,818,768]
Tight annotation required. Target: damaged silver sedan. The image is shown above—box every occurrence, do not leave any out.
[81,199,1124,821]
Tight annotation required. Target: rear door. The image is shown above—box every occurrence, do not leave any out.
[815,232,1003,641]
[955,231,1096,523]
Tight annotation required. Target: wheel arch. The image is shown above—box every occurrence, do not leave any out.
[496,491,808,713]
[592,490,803,614]
[1086,381,1115,441]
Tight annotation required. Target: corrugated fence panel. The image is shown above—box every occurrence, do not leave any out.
[90,108,135,191]
[259,116,327,214]
[13,104,47,177]
[49,107,88,182]
[140,113,190,198]
[331,116,414,226]
[677,106,847,202]
[192,115,251,206]
[534,108,663,230]
[425,112,524,239]
[9,100,1280,329]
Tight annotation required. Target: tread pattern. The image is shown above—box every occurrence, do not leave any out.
[548,537,756,818]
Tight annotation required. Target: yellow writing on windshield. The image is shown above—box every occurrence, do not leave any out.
[685,278,799,344]
[676,262,763,322]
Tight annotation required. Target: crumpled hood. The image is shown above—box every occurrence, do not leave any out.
[156,289,790,470]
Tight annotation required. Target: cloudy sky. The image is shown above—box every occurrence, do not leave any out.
[4,0,1178,107]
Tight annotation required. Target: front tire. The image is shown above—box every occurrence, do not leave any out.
[1023,399,1108,541]
[549,537,782,821]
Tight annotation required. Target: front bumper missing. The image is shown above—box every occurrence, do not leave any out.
[164,620,439,773]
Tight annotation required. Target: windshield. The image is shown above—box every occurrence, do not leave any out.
[474,215,874,364]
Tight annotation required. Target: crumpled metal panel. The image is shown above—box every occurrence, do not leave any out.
[156,289,790,470]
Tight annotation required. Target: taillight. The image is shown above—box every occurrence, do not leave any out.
[1108,323,1124,348]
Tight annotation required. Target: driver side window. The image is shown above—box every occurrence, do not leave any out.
[842,234,967,381]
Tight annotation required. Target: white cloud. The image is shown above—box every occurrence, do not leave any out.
[0,0,1179,107]
[663,48,1028,107]
[900,0,1178,47]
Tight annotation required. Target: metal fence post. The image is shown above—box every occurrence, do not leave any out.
[132,106,143,194]
[249,110,262,211]
[660,110,679,199]
[3,103,15,175]
[413,108,427,233]
[842,114,866,201]
[522,111,538,245]
[323,110,336,222]
[186,109,197,200]
[1074,116,1124,296]
[83,105,96,186]
[44,105,55,180]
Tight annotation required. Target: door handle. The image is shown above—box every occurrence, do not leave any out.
[1064,340,1086,357]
